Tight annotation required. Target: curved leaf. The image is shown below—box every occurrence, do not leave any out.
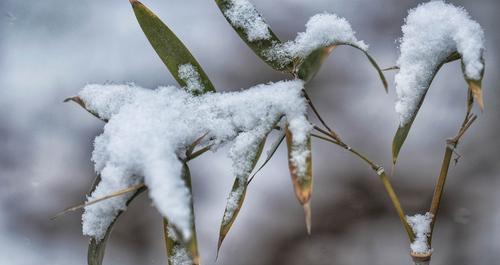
[216,137,267,256]
[391,52,484,164]
[87,175,146,265]
[163,163,199,265]
[298,43,388,91]
[214,0,293,72]
[130,0,215,94]
[285,125,313,234]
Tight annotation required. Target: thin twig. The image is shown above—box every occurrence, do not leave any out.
[51,183,146,220]
[428,112,477,245]
[303,90,341,140]
[310,133,415,241]
[187,144,213,161]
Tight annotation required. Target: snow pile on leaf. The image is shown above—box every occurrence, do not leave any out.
[79,80,311,241]
[178,63,203,94]
[266,13,368,66]
[395,1,485,125]
[407,212,433,254]
[224,0,271,41]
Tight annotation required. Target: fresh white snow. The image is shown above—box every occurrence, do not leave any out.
[407,212,433,254]
[266,13,368,66]
[169,245,191,265]
[222,183,245,225]
[224,0,271,41]
[178,63,203,94]
[395,1,485,125]
[79,80,311,241]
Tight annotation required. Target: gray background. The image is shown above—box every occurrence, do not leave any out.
[1,0,499,264]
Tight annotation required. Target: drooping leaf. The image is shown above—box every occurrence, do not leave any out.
[214,0,293,72]
[87,175,146,265]
[284,125,313,234]
[391,52,484,164]
[163,163,199,265]
[216,137,267,257]
[298,43,388,90]
[130,0,215,94]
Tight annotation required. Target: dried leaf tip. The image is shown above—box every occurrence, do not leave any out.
[129,0,140,5]
[303,201,312,235]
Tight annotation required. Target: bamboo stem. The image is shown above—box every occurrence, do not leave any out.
[311,132,415,241]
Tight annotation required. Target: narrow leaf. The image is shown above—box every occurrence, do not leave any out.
[216,137,267,256]
[298,43,388,91]
[284,125,313,234]
[130,0,215,94]
[88,177,146,265]
[64,96,106,122]
[391,52,484,164]
[163,163,199,265]
[214,0,293,72]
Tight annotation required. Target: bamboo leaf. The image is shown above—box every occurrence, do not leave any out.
[298,43,388,91]
[216,137,267,257]
[391,52,484,164]
[214,0,293,72]
[64,96,106,122]
[88,176,146,265]
[162,163,199,265]
[285,125,313,234]
[130,0,215,94]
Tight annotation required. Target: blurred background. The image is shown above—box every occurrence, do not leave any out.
[1,0,499,264]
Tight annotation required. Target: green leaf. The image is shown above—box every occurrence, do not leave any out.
[391,52,484,164]
[163,163,200,265]
[163,163,199,265]
[88,175,146,265]
[284,125,313,234]
[298,43,388,91]
[216,137,267,257]
[130,0,215,94]
[214,0,293,72]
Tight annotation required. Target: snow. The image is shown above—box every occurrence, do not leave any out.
[79,79,310,241]
[407,212,433,254]
[222,183,245,225]
[178,64,203,94]
[394,1,485,126]
[224,0,271,41]
[169,245,191,265]
[266,13,368,66]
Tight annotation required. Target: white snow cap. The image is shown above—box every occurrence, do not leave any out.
[266,13,368,66]
[224,0,271,41]
[395,1,485,126]
[79,80,311,241]
[407,212,433,254]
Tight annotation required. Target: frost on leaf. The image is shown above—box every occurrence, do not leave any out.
[222,182,245,225]
[265,13,368,67]
[77,80,310,242]
[224,0,272,41]
[178,64,204,94]
[407,212,433,255]
[395,1,485,126]
[169,245,191,265]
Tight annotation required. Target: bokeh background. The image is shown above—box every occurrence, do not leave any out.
[1,0,499,264]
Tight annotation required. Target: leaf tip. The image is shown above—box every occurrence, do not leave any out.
[303,201,311,235]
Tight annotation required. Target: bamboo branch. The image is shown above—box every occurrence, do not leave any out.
[311,132,415,241]
[428,113,477,244]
